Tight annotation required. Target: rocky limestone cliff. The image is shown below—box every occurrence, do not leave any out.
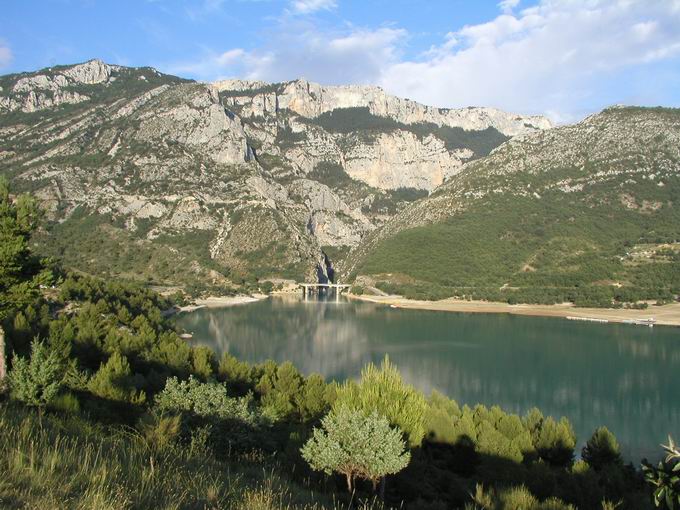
[0,60,552,289]
[215,77,551,192]
[214,78,552,135]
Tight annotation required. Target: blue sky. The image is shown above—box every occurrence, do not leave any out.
[2,0,680,122]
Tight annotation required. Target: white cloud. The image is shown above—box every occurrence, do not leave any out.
[165,0,680,121]
[498,0,520,14]
[0,42,12,69]
[166,26,405,85]
[379,0,680,121]
[290,0,337,14]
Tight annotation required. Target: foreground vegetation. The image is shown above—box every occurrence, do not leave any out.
[1,181,678,508]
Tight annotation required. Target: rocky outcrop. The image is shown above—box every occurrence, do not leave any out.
[217,78,551,192]
[217,78,552,136]
[0,60,125,113]
[62,59,117,84]
[343,132,472,190]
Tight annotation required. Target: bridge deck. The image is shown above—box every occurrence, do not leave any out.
[300,283,351,288]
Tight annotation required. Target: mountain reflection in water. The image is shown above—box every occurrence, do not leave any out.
[176,296,680,461]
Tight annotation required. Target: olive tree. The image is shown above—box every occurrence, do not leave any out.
[301,406,411,493]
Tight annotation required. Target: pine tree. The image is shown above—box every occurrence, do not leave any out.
[88,351,146,404]
[582,426,622,470]
[9,339,64,407]
[0,177,43,321]
[301,406,411,493]
[334,356,427,446]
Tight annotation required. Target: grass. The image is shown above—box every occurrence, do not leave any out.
[0,403,382,510]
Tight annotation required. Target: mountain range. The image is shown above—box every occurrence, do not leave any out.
[1,59,678,304]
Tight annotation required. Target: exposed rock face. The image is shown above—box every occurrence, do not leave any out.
[0,60,552,287]
[62,59,116,84]
[0,59,122,113]
[343,132,472,190]
[215,78,552,135]
[215,77,551,192]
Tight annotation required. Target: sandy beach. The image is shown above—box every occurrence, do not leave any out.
[348,294,680,327]
[175,294,267,313]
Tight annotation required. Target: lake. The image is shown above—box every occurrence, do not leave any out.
[175,296,680,462]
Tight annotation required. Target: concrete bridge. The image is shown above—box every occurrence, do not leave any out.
[300,283,351,301]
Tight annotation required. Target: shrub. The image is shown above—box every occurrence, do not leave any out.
[191,346,215,380]
[88,351,146,404]
[154,376,258,425]
[525,408,576,467]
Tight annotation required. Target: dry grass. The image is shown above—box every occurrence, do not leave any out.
[0,403,383,510]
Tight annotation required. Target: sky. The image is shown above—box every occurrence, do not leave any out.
[2,0,680,122]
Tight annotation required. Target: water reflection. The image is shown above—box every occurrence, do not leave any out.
[176,296,680,461]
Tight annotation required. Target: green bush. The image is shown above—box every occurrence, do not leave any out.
[88,351,146,404]
[154,376,259,425]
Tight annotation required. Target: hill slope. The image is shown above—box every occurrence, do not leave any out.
[0,60,549,291]
[344,107,680,306]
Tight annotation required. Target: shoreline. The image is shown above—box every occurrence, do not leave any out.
[173,294,267,314]
[347,294,680,327]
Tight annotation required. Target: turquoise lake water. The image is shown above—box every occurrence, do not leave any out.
[175,296,680,461]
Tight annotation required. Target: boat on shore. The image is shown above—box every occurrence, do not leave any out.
[622,318,656,327]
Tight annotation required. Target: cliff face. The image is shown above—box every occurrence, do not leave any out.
[0,60,551,288]
[215,78,551,134]
[216,78,551,192]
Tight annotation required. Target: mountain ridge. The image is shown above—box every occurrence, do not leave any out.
[0,59,552,291]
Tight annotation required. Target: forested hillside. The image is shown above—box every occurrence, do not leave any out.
[1,182,677,509]
[346,107,680,307]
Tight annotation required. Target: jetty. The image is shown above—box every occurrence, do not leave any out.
[566,316,609,324]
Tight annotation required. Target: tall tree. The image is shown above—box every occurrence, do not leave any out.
[334,356,427,446]
[0,177,48,322]
[582,426,622,470]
